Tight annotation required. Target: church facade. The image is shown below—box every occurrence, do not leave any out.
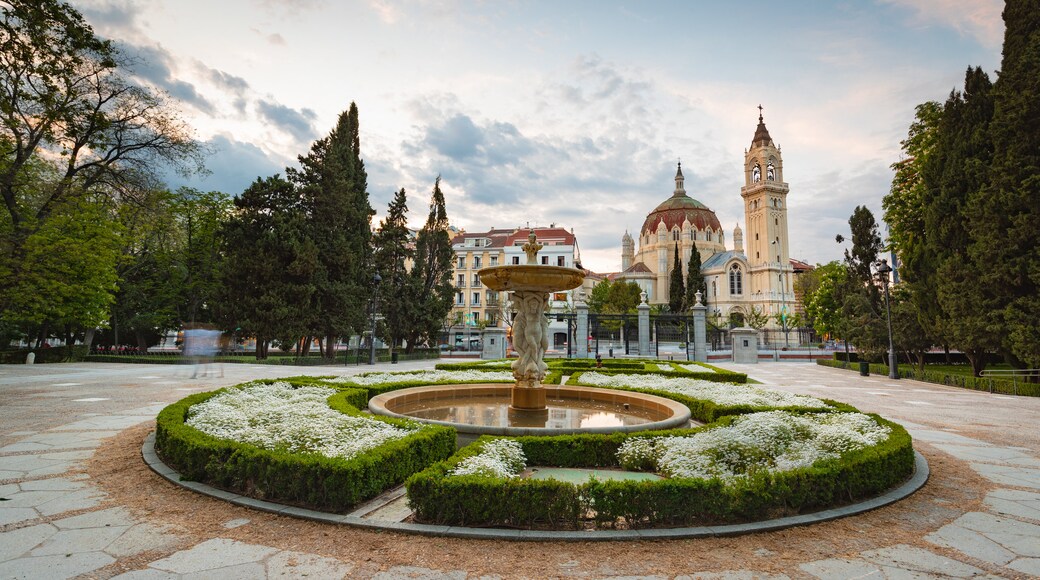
[614,111,794,329]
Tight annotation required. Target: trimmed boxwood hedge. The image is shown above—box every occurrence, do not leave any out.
[154,381,456,512]
[816,359,1038,397]
[406,414,913,529]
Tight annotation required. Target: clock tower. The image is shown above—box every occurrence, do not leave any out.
[740,107,792,315]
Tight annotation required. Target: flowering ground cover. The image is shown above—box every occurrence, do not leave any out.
[333,369,513,386]
[574,371,828,409]
[618,411,891,480]
[449,439,526,478]
[186,382,421,460]
[678,363,715,373]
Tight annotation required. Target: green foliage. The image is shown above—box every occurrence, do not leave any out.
[403,177,455,352]
[684,247,707,309]
[816,359,1040,397]
[669,242,685,312]
[371,188,412,352]
[588,279,643,314]
[154,382,455,512]
[217,175,316,358]
[744,305,769,329]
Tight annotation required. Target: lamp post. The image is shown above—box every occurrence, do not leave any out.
[876,259,898,379]
[369,272,382,365]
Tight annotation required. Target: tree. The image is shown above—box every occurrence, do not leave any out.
[0,0,200,249]
[745,305,769,329]
[218,175,316,359]
[371,188,412,352]
[684,247,707,310]
[291,103,373,358]
[668,242,684,312]
[402,177,455,352]
[839,206,888,361]
[804,261,849,340]
[973,0,1040,368]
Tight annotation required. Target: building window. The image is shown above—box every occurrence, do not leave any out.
[512,256,520,265]
[712,280,717,297]
[672,229,680,241]
[455,292,464,305]
[457,274,465,288]
[729,264,743,295]
[541,256,549,265]
[557,256,566,267]
[767,161,775,181]
[487,291,499,306]
[486,312,497,326]
[472,292,481,306]
[457,257,466,269]
[553,292,567,302]
[472,274,480,286]
[490,255,499,266]
[473,256,482,268]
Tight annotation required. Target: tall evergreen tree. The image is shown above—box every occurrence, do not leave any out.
[668,242,685,312]
[218,175,316,359]
[403,177,455,352]
[973,0,1040,368]
[291,103,373,358]
[684,246,707,309]
[924,67,998,375]
[371,188,412,352]
[841,206,887,361]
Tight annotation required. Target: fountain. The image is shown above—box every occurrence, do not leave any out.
[368,233,691,441]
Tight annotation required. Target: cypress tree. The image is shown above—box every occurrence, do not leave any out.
[403,177,455,352]
[371,188,412,353]
[973,0,1040,368]
[668,242,685,312]
[684,246,707,309]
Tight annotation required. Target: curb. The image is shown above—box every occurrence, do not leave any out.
[142,433,929,541]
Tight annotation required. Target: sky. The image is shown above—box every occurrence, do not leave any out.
[72,0,1005,273]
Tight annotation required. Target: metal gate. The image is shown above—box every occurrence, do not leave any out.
[652,314,693,361]
[588,314,637,357]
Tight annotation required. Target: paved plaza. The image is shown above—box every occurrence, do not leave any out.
[2,359,1040,578]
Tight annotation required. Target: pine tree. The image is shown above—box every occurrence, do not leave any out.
[291,103,373,358]
[841,206,887,362]
[684,246,707,309]
[403,177,455,352]
[371,188,412,353]
[973,0,1040,368]
[668,242,685,312]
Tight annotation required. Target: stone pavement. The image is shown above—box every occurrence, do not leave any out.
[0,359,1039,578]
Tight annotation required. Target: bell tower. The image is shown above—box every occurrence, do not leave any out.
[740,106,791,306]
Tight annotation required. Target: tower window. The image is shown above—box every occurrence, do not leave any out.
[775,218,779,225]
[729,265,743,295]
[672,228,680,241]
[752,164,761,183]
[767,161,775,181]
[755,233,759,240]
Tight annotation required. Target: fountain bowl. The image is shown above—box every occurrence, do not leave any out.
[368,383,693,446]
[478,265,584,292]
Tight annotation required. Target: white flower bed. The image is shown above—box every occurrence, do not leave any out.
[679,363,715,373]
[576,372,828,408]
[618,411,891,481]
[333,369,514,386]
[186,382,418,460]
[449,439,527,478]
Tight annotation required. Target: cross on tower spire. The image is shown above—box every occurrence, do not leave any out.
[758,104,763,122]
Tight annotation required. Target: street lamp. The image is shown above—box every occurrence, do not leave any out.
[771,239,789,347]
[876,259,898,379]
[369,272,382,365]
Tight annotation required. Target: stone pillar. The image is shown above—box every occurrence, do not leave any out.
[481,327,507,360]
[638,290,651,357]
[692,291,707,363]
[575,294,589,359]
[731,327,759,364]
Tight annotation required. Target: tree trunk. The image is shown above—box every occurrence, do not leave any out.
[324,334,337,359]
[967,350,987,377]
[255,335,265,359]
[301,335,312,356]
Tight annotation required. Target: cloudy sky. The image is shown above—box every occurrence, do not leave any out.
[72,0,1004,273]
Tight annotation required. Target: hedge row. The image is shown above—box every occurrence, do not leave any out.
[566,367,748,384]
[815,359,1038,397]
[406,415,914,529]
[154,381,456,512]
[3,346,89,364]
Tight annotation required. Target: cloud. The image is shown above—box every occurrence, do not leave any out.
[76,0,141,35]
[880,0,1003,48]
[202,67,250,96]
[118,42,215,114]
[256,100,319,143]
[164,134,287,195]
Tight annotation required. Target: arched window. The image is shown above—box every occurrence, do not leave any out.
[752,164,761,183]
[706,229,713,241]
[711,280,717,297]
[767,161,775,181]
[729,264,743,295]
[672,228,680,241]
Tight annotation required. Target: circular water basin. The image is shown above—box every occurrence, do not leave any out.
[368,384,693,441]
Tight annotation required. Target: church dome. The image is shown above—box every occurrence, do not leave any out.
[641,164,722,235]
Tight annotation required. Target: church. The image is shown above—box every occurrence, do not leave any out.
[612,110,794,328]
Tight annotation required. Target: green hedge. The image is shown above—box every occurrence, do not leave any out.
[567,367,748,384]
[3,346,89,364]
[815,359,1038,396]
[406,415,914,528]
[154,383,456,512]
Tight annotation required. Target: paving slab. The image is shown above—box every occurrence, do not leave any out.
[31,524,130,556]
[933,443,1040,467]
[111,570,179,579]
[1007,557,1040,576]
[106,522,185,558]
[859,544,986,577]
[147,538,278,574]
[985,489,1040,521]
[0,551,114,579]
[0,506,38,526]
[926,518,1016,565]
[0,523,57,562]
[799,558,884,579]
[54,506,135,529]
[372,566,468,579]
[18,477,87,492]
[35,486,106,516]
[0,430,119,453]
[181,561,267,579]
[972,463,1040,489]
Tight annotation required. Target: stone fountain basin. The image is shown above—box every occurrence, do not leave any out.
[477,265,584,292]
[368,384,693,445]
